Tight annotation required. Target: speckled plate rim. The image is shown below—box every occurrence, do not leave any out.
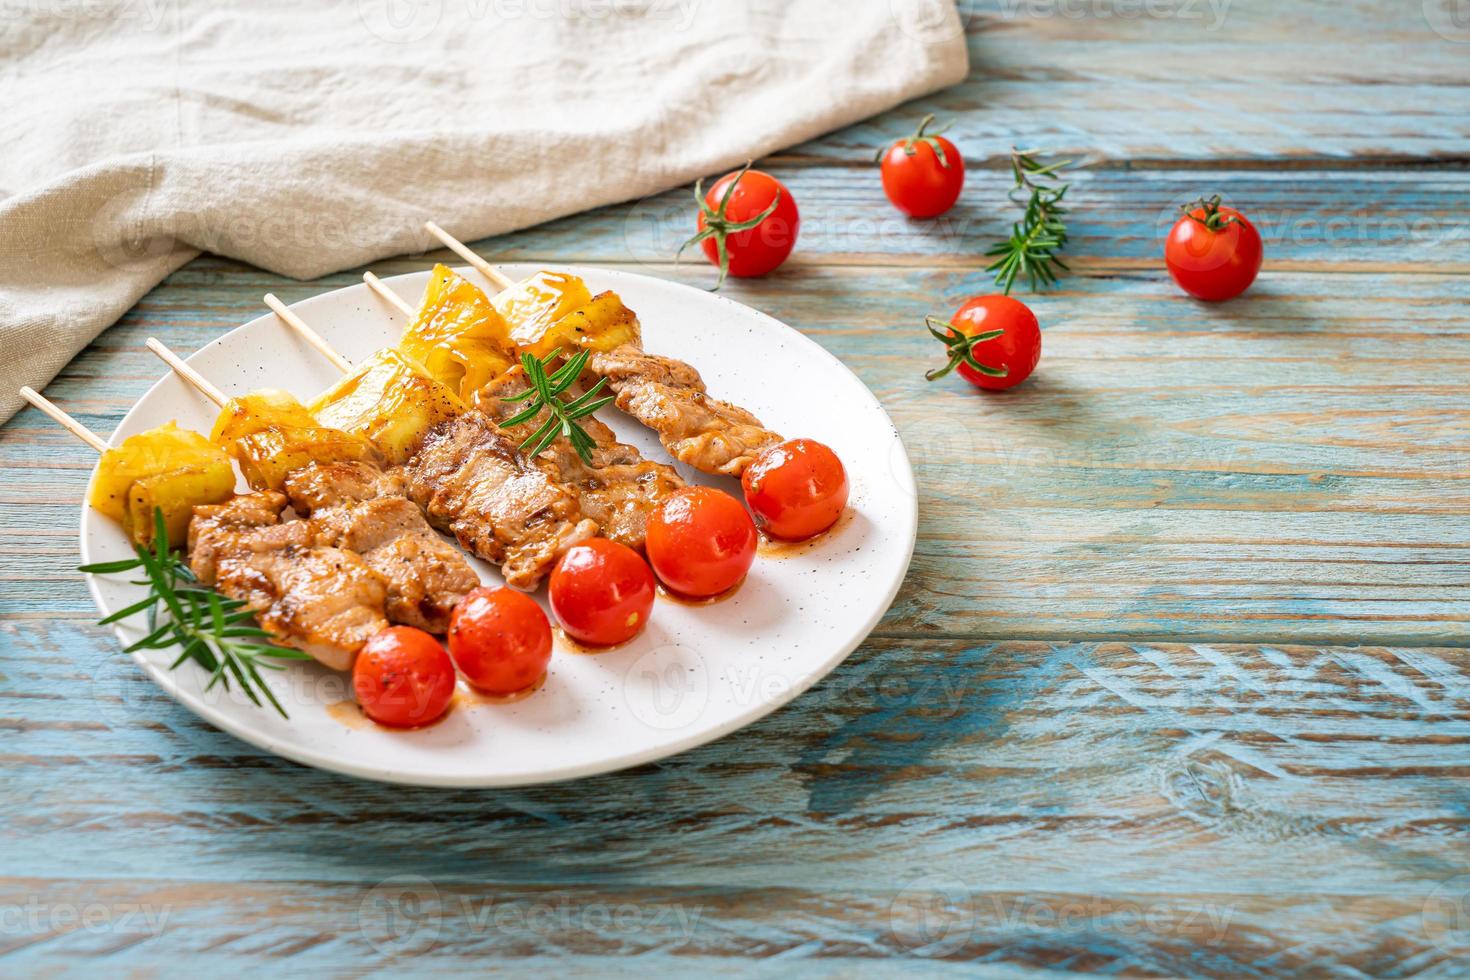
[80,265,918,787]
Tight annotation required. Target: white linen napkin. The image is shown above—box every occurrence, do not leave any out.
[0,0,968,423]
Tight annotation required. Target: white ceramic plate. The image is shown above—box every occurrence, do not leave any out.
[81,266,917,787]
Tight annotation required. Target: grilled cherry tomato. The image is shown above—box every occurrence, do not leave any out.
[352,626,456,728]
[878,113,964,218]
[742,439,849,541]
[549,539,656,647]
[646,487,758,598]
[924,294,1041,391]
[448,587,552,696]
[1164,196,1263,302]
[681,165,799,288]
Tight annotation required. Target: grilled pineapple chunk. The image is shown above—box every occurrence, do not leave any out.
[400,263,518,401]
[88,422,236,548]
[494,271,594,352]
[528,291,642,357]
[310,350,465,463]
[123,466,238,549]
[210,389,380,491]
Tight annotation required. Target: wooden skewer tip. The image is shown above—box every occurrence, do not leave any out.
[423,220,515,291]
[145,338,227,407]
[264,295,354,374]
[362,270,416,318]
[19,386,108,453]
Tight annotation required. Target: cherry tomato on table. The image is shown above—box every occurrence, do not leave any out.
[679,165,799,289]
[923,294,1041,391]
[352,626,457,728]
[646,486,758,598]
[1164,195,1263,302]
[549,539,656,647]
[448,586,553,696]
[878,113,964,218]
[742,439,849,542]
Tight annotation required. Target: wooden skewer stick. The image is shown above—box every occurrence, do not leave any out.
[18,386,108,453]
[424,221,516,292]
[264,293,355,374]
[361,271,416,319]
[145,339,227,407]
[268,303,354,377]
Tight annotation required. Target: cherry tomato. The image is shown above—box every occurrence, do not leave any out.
[742,439,849,541]
[879,113,964,218]
[549,539,656,647]
[448,586,552,696]
[1164,196,1263,302]
[924,294,1041,391]
[352,626,456,729]
[683,166,799,288]
[646,487,758,598]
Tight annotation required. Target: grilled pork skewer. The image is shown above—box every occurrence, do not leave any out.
[416,223,784,476]
[261,301,597,590]
[473,369,685,550]
[19,386,386,670]
[362,270,688,549]
[187,491,388,671]
[146,340,478,630]
[577,345,782,478]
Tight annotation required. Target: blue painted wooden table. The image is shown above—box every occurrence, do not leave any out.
[4,2,1469,974]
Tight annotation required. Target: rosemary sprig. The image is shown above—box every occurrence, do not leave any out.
[499,349,615,465]
[985,148,1072,295]
[79,508,310,718]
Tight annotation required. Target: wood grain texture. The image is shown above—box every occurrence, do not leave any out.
[7,265,1468,644]
[3,0,1469,973]
[3,623,1470,974]
[787,0,1470,166]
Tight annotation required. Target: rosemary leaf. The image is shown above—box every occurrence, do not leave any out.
[986,148,1073,295]
[83,508,307,718]
[502,350,610,465]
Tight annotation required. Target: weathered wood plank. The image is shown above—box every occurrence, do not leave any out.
[4,4,1468,971]
[16,170,1464,295]
[780,0,1470,165]
[6,625,1470,884]
[1,876,1463,976]
[3,622,1469,973]
[468,169,1470,274]
[8,265,1467,644]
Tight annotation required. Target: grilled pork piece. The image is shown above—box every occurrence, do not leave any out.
[583,344,782,477]
[402,412,597,590]
[188,492,388,671]
[283,461,479,633]
[475,374,685,551]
